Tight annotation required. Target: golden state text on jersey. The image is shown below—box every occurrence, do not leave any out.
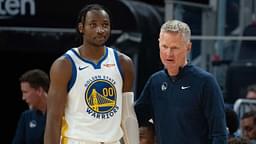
[85,76,119,119]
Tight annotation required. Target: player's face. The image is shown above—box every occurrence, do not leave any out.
[79,9,110,47]
[20,82,40,108]
[159,32,191,72]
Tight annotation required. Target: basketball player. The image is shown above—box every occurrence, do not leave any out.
[44,4,139,144]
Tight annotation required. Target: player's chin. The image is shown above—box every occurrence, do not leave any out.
[96,36,107,42]
[95,39,107,46]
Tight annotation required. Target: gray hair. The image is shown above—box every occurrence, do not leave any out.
[160,20,191,42]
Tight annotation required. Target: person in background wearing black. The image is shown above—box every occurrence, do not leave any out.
[135,19,227,144]
[225,106,239,139]
[12,69,49,144]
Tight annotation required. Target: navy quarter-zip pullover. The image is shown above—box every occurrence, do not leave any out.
[12,109,46,144]
[135,64,227,144]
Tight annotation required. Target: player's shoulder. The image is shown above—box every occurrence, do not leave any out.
[51,55,70,70]
[49,55,72,80]
[113,49,133,65]
[106,47,134,75]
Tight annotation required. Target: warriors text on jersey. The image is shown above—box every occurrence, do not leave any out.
[61,47,123,142]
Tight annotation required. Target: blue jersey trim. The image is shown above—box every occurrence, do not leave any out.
[113,49,124,81]
[70,47,108,69]
[64,54,77,92]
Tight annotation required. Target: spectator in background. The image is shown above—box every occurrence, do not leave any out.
[135,20,227,144]
[12,69,49,144]
[240,111,256,143]
[239,22,256,60]
[140,126,155,144]
[228,137,250,144]
[246,84,256,99]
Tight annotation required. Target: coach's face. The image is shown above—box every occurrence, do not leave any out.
[159,31,191,75]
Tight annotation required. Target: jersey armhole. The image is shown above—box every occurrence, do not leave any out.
[113,49,124,81]
[64,54,77,91]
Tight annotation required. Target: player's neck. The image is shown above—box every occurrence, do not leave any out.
[79,45,106,63]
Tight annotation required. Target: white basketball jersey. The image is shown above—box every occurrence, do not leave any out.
[61,47,123,142]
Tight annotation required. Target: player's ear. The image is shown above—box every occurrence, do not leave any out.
[78,22,84,33]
